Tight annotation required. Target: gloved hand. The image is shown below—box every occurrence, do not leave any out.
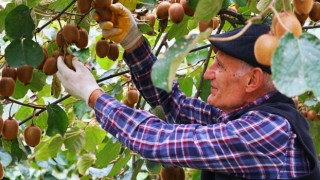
[99,3,142,50]
[56,56,101,104]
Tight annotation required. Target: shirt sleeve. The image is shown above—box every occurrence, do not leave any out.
[123,38,221,125]
[94,94,292,179]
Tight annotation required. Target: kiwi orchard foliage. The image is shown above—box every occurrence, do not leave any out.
[0,0,320,179]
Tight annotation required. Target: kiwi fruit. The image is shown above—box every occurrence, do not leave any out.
[62,24,80,44]
[145,14,156,27]
[180,0,194,16]
[307,110,317,120]
[75,28,89,49]
[309,2,320,22]
[160,166,185,180]
[2,117,19,140]
[107,43,119,61]
[169,3,185,24]
[254,33,279,66]
[64,54,75,71]
[294,11,309,25]
[123,98,135,108]
[95,7,113,21]
[17,65,33,85]
[127,87,139,105]
[96,39,110,58]
[24,124,42,147]
[0,117,3,136]
[156,1,171,19]
[52,50,64,59]
[0,77,16,98]
[2,66,17,81]
[55,30,65,48]
[37,47,49,70]
[77,0,93,14]
[43,57,58,75]
[0,162,4,179]
[272,11,302,38]
[212,17,220,30]
[293,0,313,15]
[94,0,112,9]
[170,0,180,3]
[198,20,213,32]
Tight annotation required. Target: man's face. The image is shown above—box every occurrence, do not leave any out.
[203,51,251,112]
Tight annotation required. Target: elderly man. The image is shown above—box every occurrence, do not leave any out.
[56,3,319,179]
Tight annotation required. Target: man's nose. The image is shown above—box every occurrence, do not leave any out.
[204,65,215,80]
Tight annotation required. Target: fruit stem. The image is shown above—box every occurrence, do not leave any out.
[7,97,46,110]
[269,6,291,33]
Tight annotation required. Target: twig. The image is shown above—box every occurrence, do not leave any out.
[7,98,46,110]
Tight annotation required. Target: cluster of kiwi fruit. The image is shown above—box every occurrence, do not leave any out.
[79,0,120,60]
[123,86,139,108]
[0,116,42,147]
[0,64,35,98]
[293,0,320,25]
[293,98,320,121]
[156,0,194,24]
[56,23,89,50]
[160,166,185,180]
[254,8,304,66]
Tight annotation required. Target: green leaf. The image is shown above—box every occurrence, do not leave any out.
[178,77,193,97]
[34,134,63,161]
[167,17,190,40]
[48,0,74,11]
[46,104,69,136]
[77,154,96,175]
[150,106,166,121]
[108,149,132,177]
[64,129,85,154]
[151,30,212,92]
[84,126,107,152]
[0,3,16,32]
[14,106,33,120]
[2,138,27,161]
[194,0,223,22]
[5,38,44,68]
[256,0,271,11]
[145,160,162,174]
[272,32,320,98]
[0,147,13,167]
[131,159,144,180]
[74,101,92,120]
[199,79,211,101]
[95,140,121,168]
[28,69,46,92]
[26,0,42,8]
[186,43,210,65]
[4,5,35,39]
[12,79,29,99]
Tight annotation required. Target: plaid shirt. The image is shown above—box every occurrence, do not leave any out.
[94,39,310,179]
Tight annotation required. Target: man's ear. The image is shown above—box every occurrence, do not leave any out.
[245,68,264,93]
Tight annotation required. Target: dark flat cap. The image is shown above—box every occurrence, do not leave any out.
[210,24,271,74]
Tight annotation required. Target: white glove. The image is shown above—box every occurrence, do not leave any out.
[99,3,142,50]
[56,57,101,104]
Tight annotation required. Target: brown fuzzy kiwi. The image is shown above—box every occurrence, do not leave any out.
[160,166,185,180]
[254,33,279,66]
[75,28,89,49]
[0,77,16,98]
[24,124,42,147]
[127,88,139,105]
[156,1,171,19]
[272,11,302,38]
[96,39,110,58]
[17,65,33,85]
[2,117,19,140]
[294,10,309,25]
[123,98,135,108]
[145,14,156,27]
[0,117,3,136]
[43,57,58,75]
[94,0,112,9]
[0,162,3,179]
[37,47,49,70]
[55,30,65,48]
[95,7,113,21]
[52,50,64,59]
[309,2,320,22]
[198,20,213,32]
[64,54,75,71]
[293,0,313,15]
[2,66,17,81]
[107,43,119,61]
[180,0,194,16]
[77,0,93,14]
[62,24,80,44]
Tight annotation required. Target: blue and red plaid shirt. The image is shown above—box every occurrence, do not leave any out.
[94,39,310,179]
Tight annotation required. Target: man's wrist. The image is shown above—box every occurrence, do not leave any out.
[88,89,104,108]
